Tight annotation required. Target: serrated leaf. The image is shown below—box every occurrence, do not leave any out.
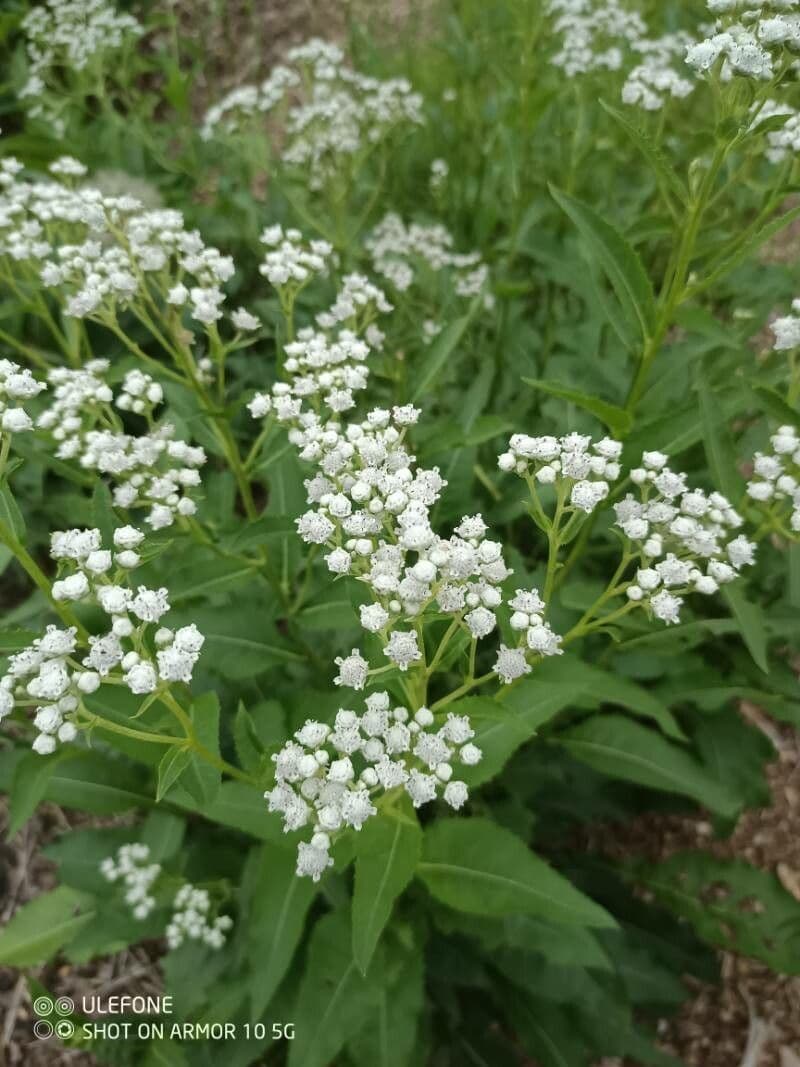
[635,853,800,974]
[452,682,586,788]
[288,910,377,1067]
[528,657,685,740]
[156,746,191,802]
[418,818,615,927]
[185,691,221,805]
[749,383,800,432]
[249,844,318,1020]
[558,714,740,816]
[600,101,688,206]
[352,806,421,974]
[347,941,424,1067]
[722,583,769,674]
[549,184,656,342]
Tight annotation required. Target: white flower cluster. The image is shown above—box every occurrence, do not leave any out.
[771,298,800,350]
[0,159,238,330]
[248,327,374,421]
[166,884,233,951]
[615,452,756,623]
[430,158,449,192]
[0,358,45,435]
[755,100,800,163]
[115,369,164,415]
[365,213,492,309]
[316,273,393,332]
[201,38,423,190]
[50,527,205,683]
[251,241,556,691]
[685,0,800,81]
[19,0,142,133]
[266,693,480,880]
[0,625,81,755]
[100,843,161,920]
[506,588,564,661]
[259,224,333,291]
[0,527,206,754]
[746,425,800,533]
[498,432,623,515]
[622,33,696,111]
[546,0,647,77]
[36,361,205,529]
[100,847,233,948]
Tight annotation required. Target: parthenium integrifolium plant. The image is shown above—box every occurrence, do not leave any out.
[0,144,766,884]
[3,2,800,1061]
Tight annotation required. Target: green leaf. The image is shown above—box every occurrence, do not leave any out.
[0,887,94,966]
[522,377,632,436]
[141,810,185,862]
[185,691,221,805]
[599,101,688,206]
[288,910,377,1067]
[156,746,191,802]
[43,827,133,892]
[347,941,424,1067]
[692,713,771,809]
[749,383,800,433]
[249,844,318,1020]
[167,606,303,680]
[434,909,612,971]
[704,203,800,287]
[790,543,800,609]
[0,627,38,653]
[175,781,285,842]
[7,750,76,837]
[234,702,264,774]
[722,583,769,674]
[698,373,743,503]
[352,806,422,974]
[452,682,586,788]
[142,1041,189,1067]
[635,853,800,974]
[529,658,685,740]
[168,557,256,603]
[91,479,116,546]
[37,754,153,814]
[0,484,25,539]
[558,714,740,817]
[418,818,615,927]
[411,305,478,401]
[549,184,656,341]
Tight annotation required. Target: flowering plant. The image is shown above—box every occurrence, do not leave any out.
[1,1,800,1064]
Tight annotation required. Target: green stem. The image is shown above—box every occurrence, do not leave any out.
[159,689,257,786]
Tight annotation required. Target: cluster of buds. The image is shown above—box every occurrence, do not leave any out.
[0,358,45,435]
[746,425,800,534]
[0,526,205,754]
[498,432,623,515]
[100,843,161,920]
[266,691,480,880]
[166,885,233,950]
[615,452,755,623]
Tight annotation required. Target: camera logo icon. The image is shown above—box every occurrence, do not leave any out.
[33,995,75,1040]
